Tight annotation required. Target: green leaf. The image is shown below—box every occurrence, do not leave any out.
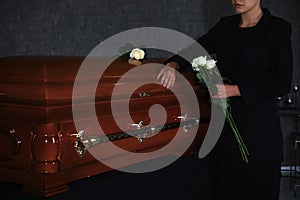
[196,73,203,81]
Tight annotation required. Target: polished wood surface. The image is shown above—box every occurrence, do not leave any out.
[0,56,211,197]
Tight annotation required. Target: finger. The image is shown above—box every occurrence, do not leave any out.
[162,75,170,87]
[156,69,163,80]
[166,80,172,89]
[160,74,166,85]
[167,75,175,88]
[211,94,222,99]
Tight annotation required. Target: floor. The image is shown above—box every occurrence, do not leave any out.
[1,155,299,199]
[279,171,300,200]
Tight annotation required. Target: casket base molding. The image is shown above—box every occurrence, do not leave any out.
[0,160,111,197]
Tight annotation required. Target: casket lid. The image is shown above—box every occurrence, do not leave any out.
[0,56,187,105]
[0,56,204,123]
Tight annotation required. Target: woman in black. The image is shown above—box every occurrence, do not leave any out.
[157,0,293,199]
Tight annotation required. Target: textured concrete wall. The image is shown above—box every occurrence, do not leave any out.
[0,0,299,165]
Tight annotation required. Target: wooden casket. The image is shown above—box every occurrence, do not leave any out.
[0,56,211,197]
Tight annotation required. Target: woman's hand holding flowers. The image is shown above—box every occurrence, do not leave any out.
[211,84,241,99]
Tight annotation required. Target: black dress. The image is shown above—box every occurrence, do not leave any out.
[168,8,293,200]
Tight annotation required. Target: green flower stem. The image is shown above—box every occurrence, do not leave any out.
[201,68,212,85]
[226,110,249,156]
[225,108,250,163]
[195,69,250,163]
[228,117,249,159]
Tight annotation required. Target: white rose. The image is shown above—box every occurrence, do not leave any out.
[192,62,199,70]
[192,56,207,67]
[130,48,145,60]
[205,59,217,69]
[192,65,200,71]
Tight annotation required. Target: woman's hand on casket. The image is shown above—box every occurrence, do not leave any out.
[156,61,179,89]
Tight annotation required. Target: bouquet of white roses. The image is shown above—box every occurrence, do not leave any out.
[192,56,249,163]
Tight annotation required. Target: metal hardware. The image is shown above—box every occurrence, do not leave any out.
[177,114,200,133]
[131,121,147,143]
[74,130,86,158]
[10,129,22,147]
[73,117,206,157]
[0,127,21,160]
[131,121,144,128]
[138,92,150,97]
[137,134,146,143]
[177,114,188,120]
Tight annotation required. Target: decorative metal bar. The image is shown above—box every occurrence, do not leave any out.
[74,116,210,157]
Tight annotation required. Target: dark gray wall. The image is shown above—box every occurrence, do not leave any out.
[0,0,299,80]
[0,0,299,165]
[0,0,231,56]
